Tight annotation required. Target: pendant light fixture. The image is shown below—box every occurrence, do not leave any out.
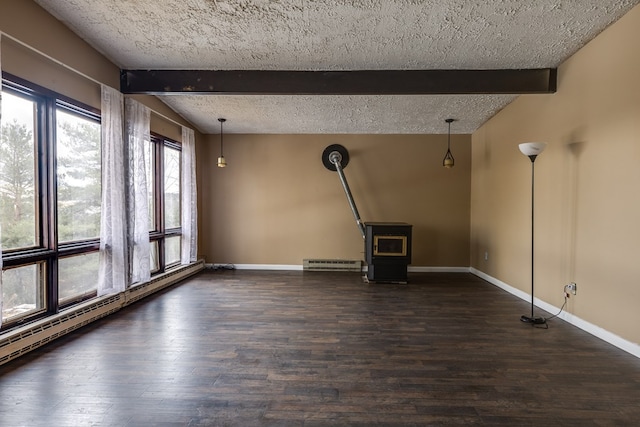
[443,118,455,168]
[217,117,227,168]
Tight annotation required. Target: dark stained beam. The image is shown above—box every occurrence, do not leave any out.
[120,68,556,95]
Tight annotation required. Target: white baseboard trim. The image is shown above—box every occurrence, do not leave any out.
[470,267,640,359]
[206,263,303,271]
[409,266,471,273]
[236,264,304,271]
[205,263,470,273]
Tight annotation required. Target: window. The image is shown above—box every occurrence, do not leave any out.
[148,134,182,274]
[145,138,155,232]
[0,90,40,251]
[163,145,181,230]
[58,253,99,305]
[56,106,101,243]
[165,235,181,266]
[55,103,101,305]
[1,74,101,328]
[1,263,45,322]
[2,74,187,329]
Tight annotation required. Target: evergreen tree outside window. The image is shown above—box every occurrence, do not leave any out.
[0,91,38,250]
[1,90,44,322]
[56,105,101,302]
[56,107,101,243]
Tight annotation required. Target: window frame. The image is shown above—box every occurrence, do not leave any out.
[149,133,182,274]
[2,73,187,330]
[55,100,102,251]
[0,80,48,255]
[1,73,102,329]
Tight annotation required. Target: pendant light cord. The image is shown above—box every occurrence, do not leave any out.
[220,119,224,156]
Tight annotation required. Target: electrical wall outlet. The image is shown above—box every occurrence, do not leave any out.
[567,282,577,295]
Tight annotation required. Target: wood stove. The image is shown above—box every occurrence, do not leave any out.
[322,144,412,283]
[365,222,412,283]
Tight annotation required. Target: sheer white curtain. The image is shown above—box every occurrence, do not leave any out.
[0,35,4,327]
[181,126,198,264]
[125,98,151,285]
[97,85,127,296]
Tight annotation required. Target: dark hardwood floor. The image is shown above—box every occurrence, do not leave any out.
[1,270,639,426]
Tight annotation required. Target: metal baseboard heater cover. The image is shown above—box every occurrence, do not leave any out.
[0,260,204,366]
[303,259,362,272]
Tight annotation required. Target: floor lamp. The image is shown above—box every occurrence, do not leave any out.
[519,142,547,325]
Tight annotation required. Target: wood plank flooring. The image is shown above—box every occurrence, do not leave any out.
[1,271,639,426]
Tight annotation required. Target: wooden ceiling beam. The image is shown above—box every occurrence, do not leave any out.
[120,68,556,95]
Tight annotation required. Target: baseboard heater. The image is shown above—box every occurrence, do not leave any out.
[0,260,204,366]
[303,259,362,272]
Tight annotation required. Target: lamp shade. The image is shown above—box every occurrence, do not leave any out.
[518,142,547,157]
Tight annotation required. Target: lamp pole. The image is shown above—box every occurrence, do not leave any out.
[518,142,547,325]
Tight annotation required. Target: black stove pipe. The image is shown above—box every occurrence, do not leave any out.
[331,152,366,239]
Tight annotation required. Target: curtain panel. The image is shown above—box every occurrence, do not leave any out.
[97,85,127,296]
[0,35,4,327]
[125,98,151,285]
[181,126,198,264]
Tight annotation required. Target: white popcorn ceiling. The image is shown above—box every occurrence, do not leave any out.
[35,0,640,134]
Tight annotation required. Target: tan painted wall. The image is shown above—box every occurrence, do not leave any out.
[471,5,640,344]
[1,37,102,109]
[0,0,120,92]
[198,133,471,267]
[1,1,195,135]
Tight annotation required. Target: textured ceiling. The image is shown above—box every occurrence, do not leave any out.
[35,0,640,134]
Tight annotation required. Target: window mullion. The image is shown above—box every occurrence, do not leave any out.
[45,97,59,313]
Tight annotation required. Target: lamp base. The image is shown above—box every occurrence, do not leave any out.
[520,315,546,325]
